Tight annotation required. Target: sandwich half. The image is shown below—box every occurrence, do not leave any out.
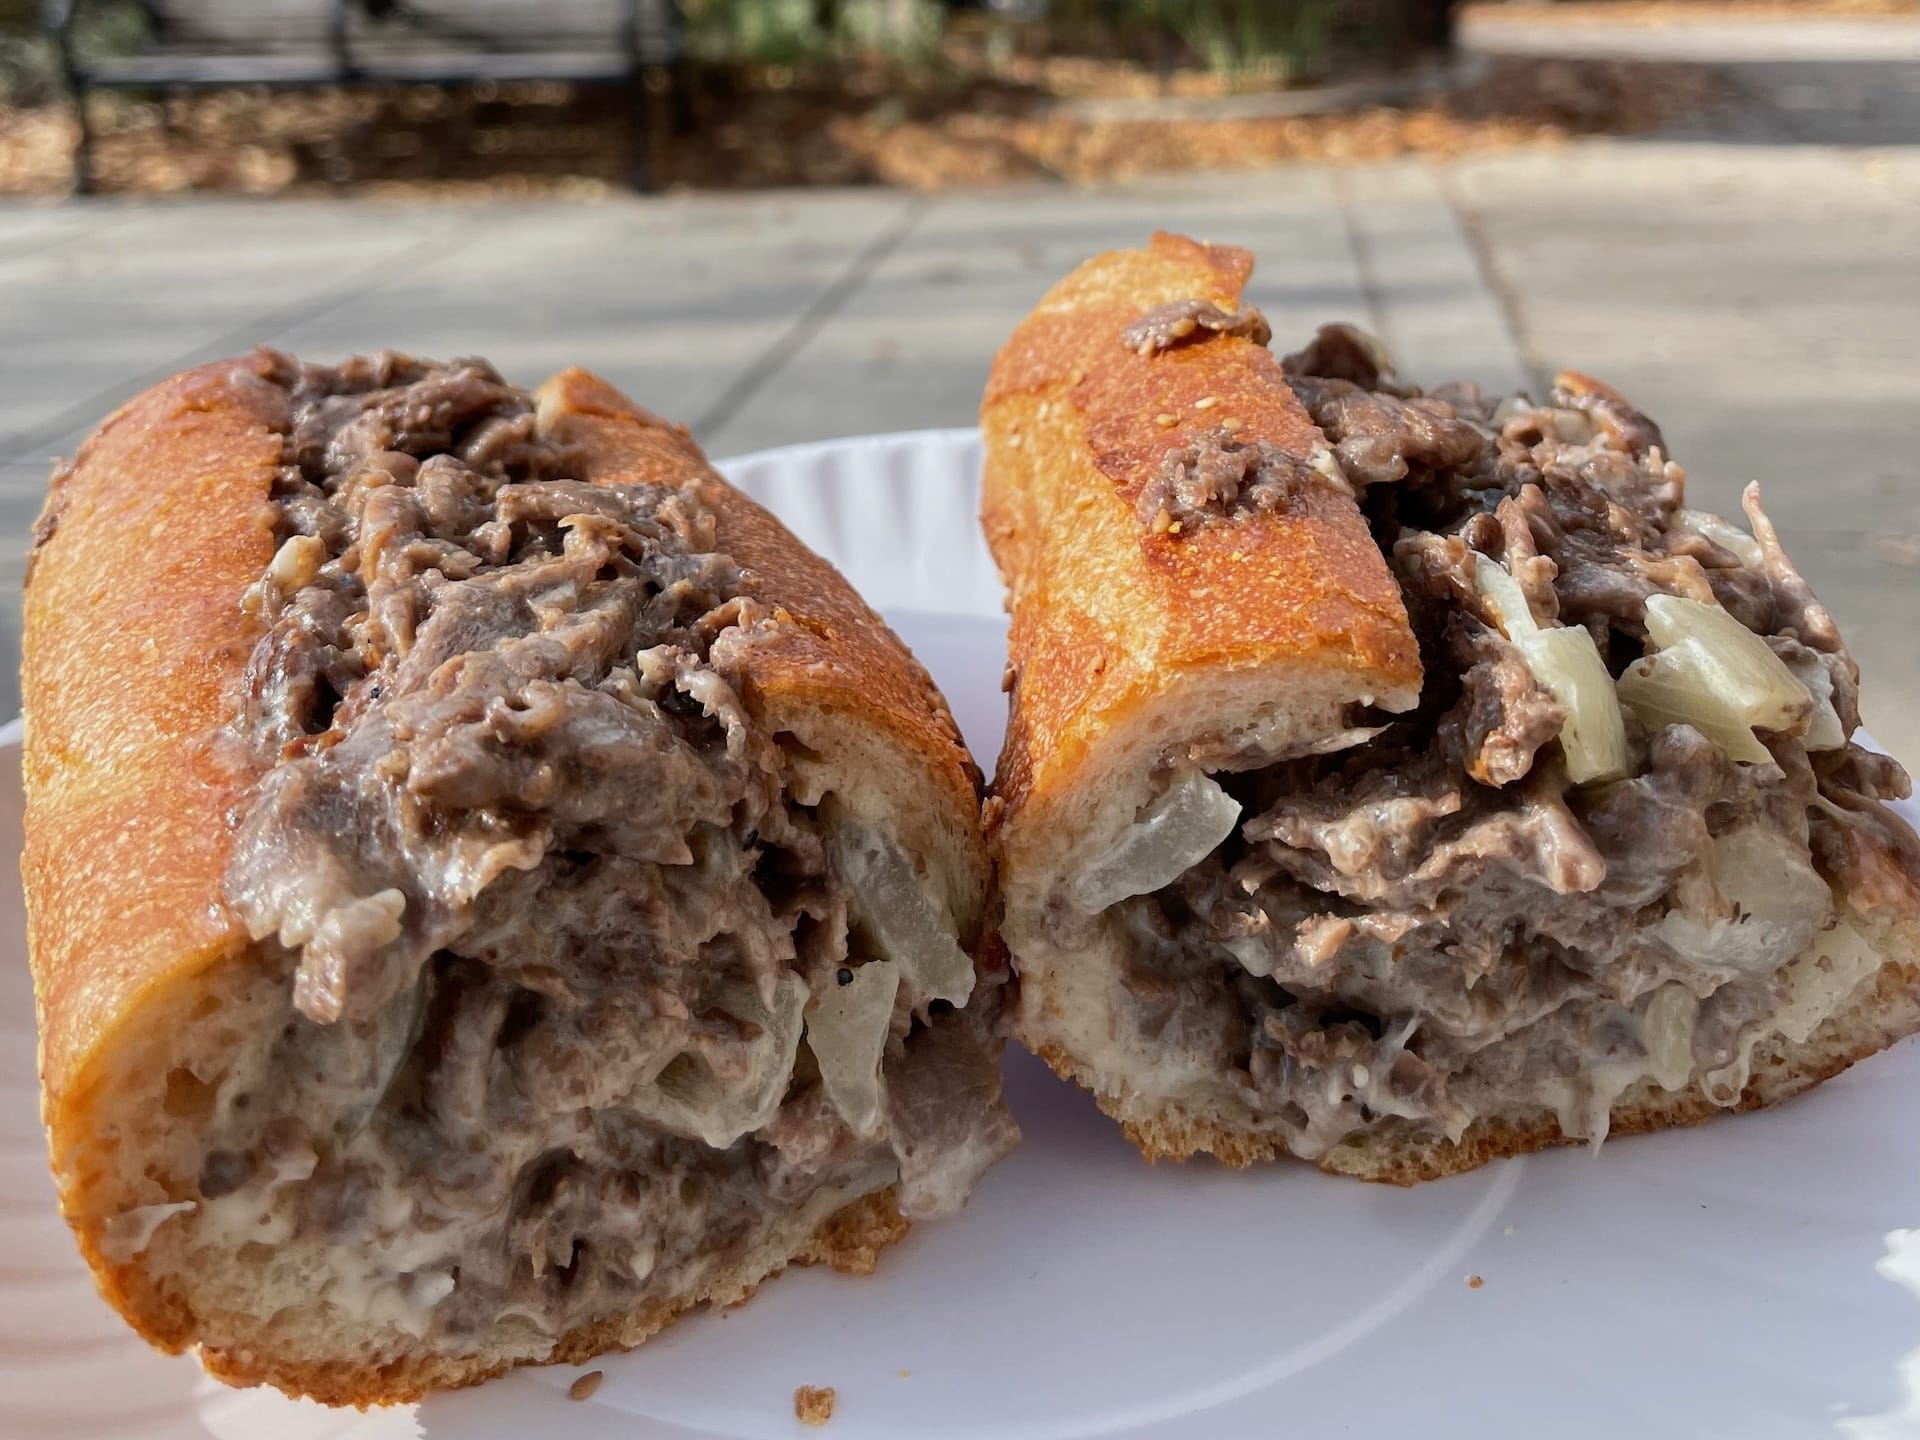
[24,349,1016,1402]
[981,232,1920,1183]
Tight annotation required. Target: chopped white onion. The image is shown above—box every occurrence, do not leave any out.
[806,959,900,1138]
[1675,508,1763,567]
[1223,935,1272,978]
[1772,921,1879,1045]
[1702,921,1880,1102]
[1550,408,1596,444]
[1616,655,1768,762]
[1649,824,1831,975]
[1308,445,1355,498]
[1642,983,1699,1091]
[1519,626,1631,785]
[410,1269,458,1309]
[1491,395,1534,427]
[1617,594,1813,762]
[827,810,974,1009]
[1720,825,1833,928]
[1785,649,1847,752]
[1806,697,1846,753]
[1069,770,1242,913]
[1473,549,1540,636]
[267,533,326,591]
[345,979,427,1138]
[1642,595,1802,706]
[1474,554,1630,784]
[638,973,808,1149]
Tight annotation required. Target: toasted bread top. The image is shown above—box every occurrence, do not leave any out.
[980,232,1421,836]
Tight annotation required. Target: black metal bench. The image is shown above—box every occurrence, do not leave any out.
[41,0,684,192]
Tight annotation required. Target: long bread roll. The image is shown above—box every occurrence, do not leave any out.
[982,233,1920,1183]
[24,350,1016,1402]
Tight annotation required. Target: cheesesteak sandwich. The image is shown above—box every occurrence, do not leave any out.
[23,350,1016,1402]
[982,233,1920,1183]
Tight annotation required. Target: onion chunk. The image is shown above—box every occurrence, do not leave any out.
[636,973,809,1149]
[827,809,974,1010]
[1642,984,1699,1091]
[807,960,900,1138]
[1675,508,1763,567]
[1070,770,1242,913]
[1782,647,1847,752]
[1616,594,1813,763]
[1702,921,1880,1102]
[1650,824,1830,976]
[1474,554,1630,784]
[343,979,428,1138]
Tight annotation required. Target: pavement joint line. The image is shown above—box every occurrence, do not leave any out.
[689,194,930,443]
[0,221,99,268]
[1435,164,1546,395]
[1329,168,1392,355]
[0,213,480,469]
[0,200,153,266]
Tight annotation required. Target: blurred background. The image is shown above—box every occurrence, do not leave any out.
[0,0,1914,756]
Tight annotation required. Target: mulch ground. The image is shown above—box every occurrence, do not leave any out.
[0,54,1730,199]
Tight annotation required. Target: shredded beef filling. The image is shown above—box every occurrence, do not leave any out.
[1121,297,1272,356]
[1094,324,1920,1158]
[1135,426,1338,533]
[204,351,1012,1346]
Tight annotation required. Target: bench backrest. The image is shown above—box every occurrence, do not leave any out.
[135,0,670,51]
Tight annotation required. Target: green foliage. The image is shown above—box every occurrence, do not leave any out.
[0,0,50,105]
[681,0,943,68]
[1160,0,1342,79]
[959,0,1350,81]
[0,0,150,105]
[837,0,943,62]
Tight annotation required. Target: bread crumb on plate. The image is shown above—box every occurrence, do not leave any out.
[791,1390,837,1428]
[568,1370,604,1401]
[795,1384,836,1426]
[1467,1274,1485,1290]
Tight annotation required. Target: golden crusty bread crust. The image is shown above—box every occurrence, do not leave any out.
[24,354,282,1132]
[980,231,1421,838]
[23,355,985,1404]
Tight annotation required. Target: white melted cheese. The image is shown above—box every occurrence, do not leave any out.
[1534,921,1881,1145]
[99,1201,198,1262]
[1702,920,1880,1104]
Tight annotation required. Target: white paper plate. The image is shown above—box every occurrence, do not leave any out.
[3,429,1918,1440]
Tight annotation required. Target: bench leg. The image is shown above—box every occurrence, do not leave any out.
[70,87,96,196]
[628,68,656,193]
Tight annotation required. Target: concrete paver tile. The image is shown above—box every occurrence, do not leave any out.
[708,168,1391,455]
